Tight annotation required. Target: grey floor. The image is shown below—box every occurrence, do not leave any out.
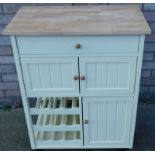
[0,104,155,151]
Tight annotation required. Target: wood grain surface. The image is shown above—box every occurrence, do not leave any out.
[3,5,151,35]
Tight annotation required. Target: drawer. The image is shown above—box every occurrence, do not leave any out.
[16,36,139,55]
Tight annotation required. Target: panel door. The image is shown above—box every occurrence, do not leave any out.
[83,97,133,148]
[79,57,137,95]
[20,57,79,97]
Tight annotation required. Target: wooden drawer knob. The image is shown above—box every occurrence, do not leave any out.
[83,120,88,124]
[73,75,79,80]
[80,76,85,80]
[75,43,81,49]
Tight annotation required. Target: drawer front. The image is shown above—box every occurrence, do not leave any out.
[79,56,137,95]
[16,36,139,55]
[83,97,133,148]
[20,57,79,97]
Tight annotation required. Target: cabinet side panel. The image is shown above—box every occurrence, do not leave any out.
[129,35,145,148]
[10,36,36,149]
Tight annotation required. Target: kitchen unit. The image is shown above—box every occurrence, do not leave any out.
[3,5,151,149]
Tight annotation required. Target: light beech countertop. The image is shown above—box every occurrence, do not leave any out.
[3,5,151,35]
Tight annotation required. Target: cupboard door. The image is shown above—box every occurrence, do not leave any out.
[79,57,137,95]
[20,57,79,97]
[83,97,133,148]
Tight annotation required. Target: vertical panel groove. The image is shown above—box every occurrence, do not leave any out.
[49,64,52,88]
[28,64,33,89]
[116,64,119,88]
[60,64,63,88]
[114,102,118,140]
[95,63,97,88]
[106,63,109,88]
[105,63,108,88]
[96,64,99,88]
[123,102,129,140]
[50,64,53,88]
[97,103,99,140]
[128,65,131,87]
[105,102,108,141]
[38,64,42,88]
[117,64,120,88]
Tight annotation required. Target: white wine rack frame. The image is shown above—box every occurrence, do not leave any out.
[29,97,82,148]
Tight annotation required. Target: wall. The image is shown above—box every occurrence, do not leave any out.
[0,3,154,107]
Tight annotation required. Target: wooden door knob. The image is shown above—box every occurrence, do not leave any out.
[83,120,88,124]
[73,75,79,80]
[80,76,85,80]
[75,43,81,49]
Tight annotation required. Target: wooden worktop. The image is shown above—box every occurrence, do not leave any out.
[3,5,151,35]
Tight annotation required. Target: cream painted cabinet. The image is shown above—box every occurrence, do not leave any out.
[3,6,151,149]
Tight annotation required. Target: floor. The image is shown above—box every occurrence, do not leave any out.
[0,104,155,151]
